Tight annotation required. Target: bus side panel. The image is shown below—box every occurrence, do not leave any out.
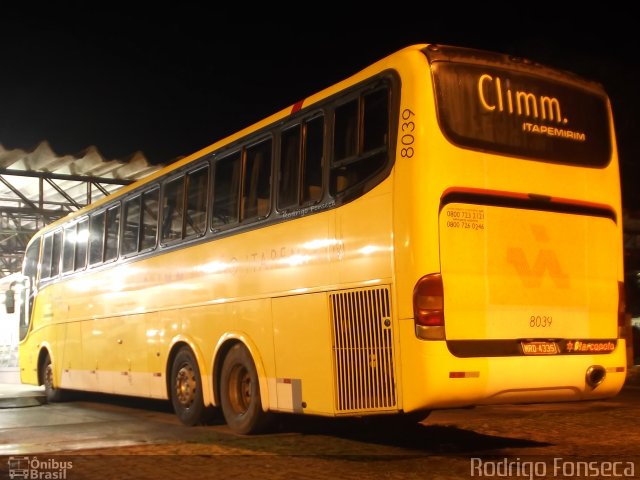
[177,299,276,401]
[81,317,115,393]
[146,313,167,399]
[18,337,39,386]
[77,320,98,391]
[59,321,83,390]
[391,53,442,323]
[110,314,150,397]
[272,293,334,415]
[335,183,393,285]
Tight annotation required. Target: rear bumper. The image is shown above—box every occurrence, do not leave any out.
[399,319,627,412]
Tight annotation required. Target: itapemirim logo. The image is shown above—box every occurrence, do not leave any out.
[7,456,72,479]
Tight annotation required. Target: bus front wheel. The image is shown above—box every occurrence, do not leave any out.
[220,343,272,434]
[170,347,210,426]
[42,353,66,403]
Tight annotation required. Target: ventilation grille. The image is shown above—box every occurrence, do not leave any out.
[330,286,396,412]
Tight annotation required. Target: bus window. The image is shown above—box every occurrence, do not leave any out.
[331,87,389,196]
[23,239,39,282]
[162,176,185,243]
[74,218,89,271]
[363,88,389,151]
[62,224,76,274]
[278,126,301,210]
[185,167,209,237]
[140,188,159,250]
[41,233,53,279]
[122,196,141,256]
[89,211,106,265]
[334,100,358,161]
[104,205,120,262]
[242,139,272,221]
[212,152,241,228]
[302,116,324,203]
[40,229,63,279]
[51,230,62,276]
[21,238,40,340]
[278,116,324,210]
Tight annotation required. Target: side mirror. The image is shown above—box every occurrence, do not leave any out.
[5,288,15,314]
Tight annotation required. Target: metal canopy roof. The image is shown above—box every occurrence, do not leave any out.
[0,141,162,277]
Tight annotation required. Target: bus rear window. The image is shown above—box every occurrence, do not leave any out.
[431,62,611,167]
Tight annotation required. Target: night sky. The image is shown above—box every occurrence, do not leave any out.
[1,6,638,209]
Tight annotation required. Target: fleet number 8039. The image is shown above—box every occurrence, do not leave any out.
[530,315,552,327]
[400,108,415,158]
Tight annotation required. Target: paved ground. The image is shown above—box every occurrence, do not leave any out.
[0,371,638,479]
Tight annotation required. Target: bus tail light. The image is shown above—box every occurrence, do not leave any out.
[413,273,445,340]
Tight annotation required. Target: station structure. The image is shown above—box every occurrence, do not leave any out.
[0,141,161,381]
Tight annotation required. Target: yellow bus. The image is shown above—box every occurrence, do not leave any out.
[6,43,627,434]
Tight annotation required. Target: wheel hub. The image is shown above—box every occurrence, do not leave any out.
[175,364,197,407]
[229,365,252,414]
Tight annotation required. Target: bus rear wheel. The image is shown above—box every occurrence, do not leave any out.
[170,347,211,426]
[220,343,272,434]
[42,353,66,403]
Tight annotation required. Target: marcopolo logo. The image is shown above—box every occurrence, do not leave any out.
[7,456,73,479]
[566,340,616,354]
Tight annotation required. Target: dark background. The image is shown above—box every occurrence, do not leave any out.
[1,5,638,209]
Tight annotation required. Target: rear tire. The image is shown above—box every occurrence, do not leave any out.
[220,343,272,434]
[42,353,67,403]
[170,347,212,426]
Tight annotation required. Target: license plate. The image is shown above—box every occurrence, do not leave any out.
[521,341,559,355]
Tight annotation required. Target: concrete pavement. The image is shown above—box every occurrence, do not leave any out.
[0,382,45,408]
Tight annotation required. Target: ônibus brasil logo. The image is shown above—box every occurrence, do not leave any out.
[7,456,73,479]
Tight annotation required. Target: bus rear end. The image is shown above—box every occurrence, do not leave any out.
[400,45,626,411]
[437,193,624,403]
